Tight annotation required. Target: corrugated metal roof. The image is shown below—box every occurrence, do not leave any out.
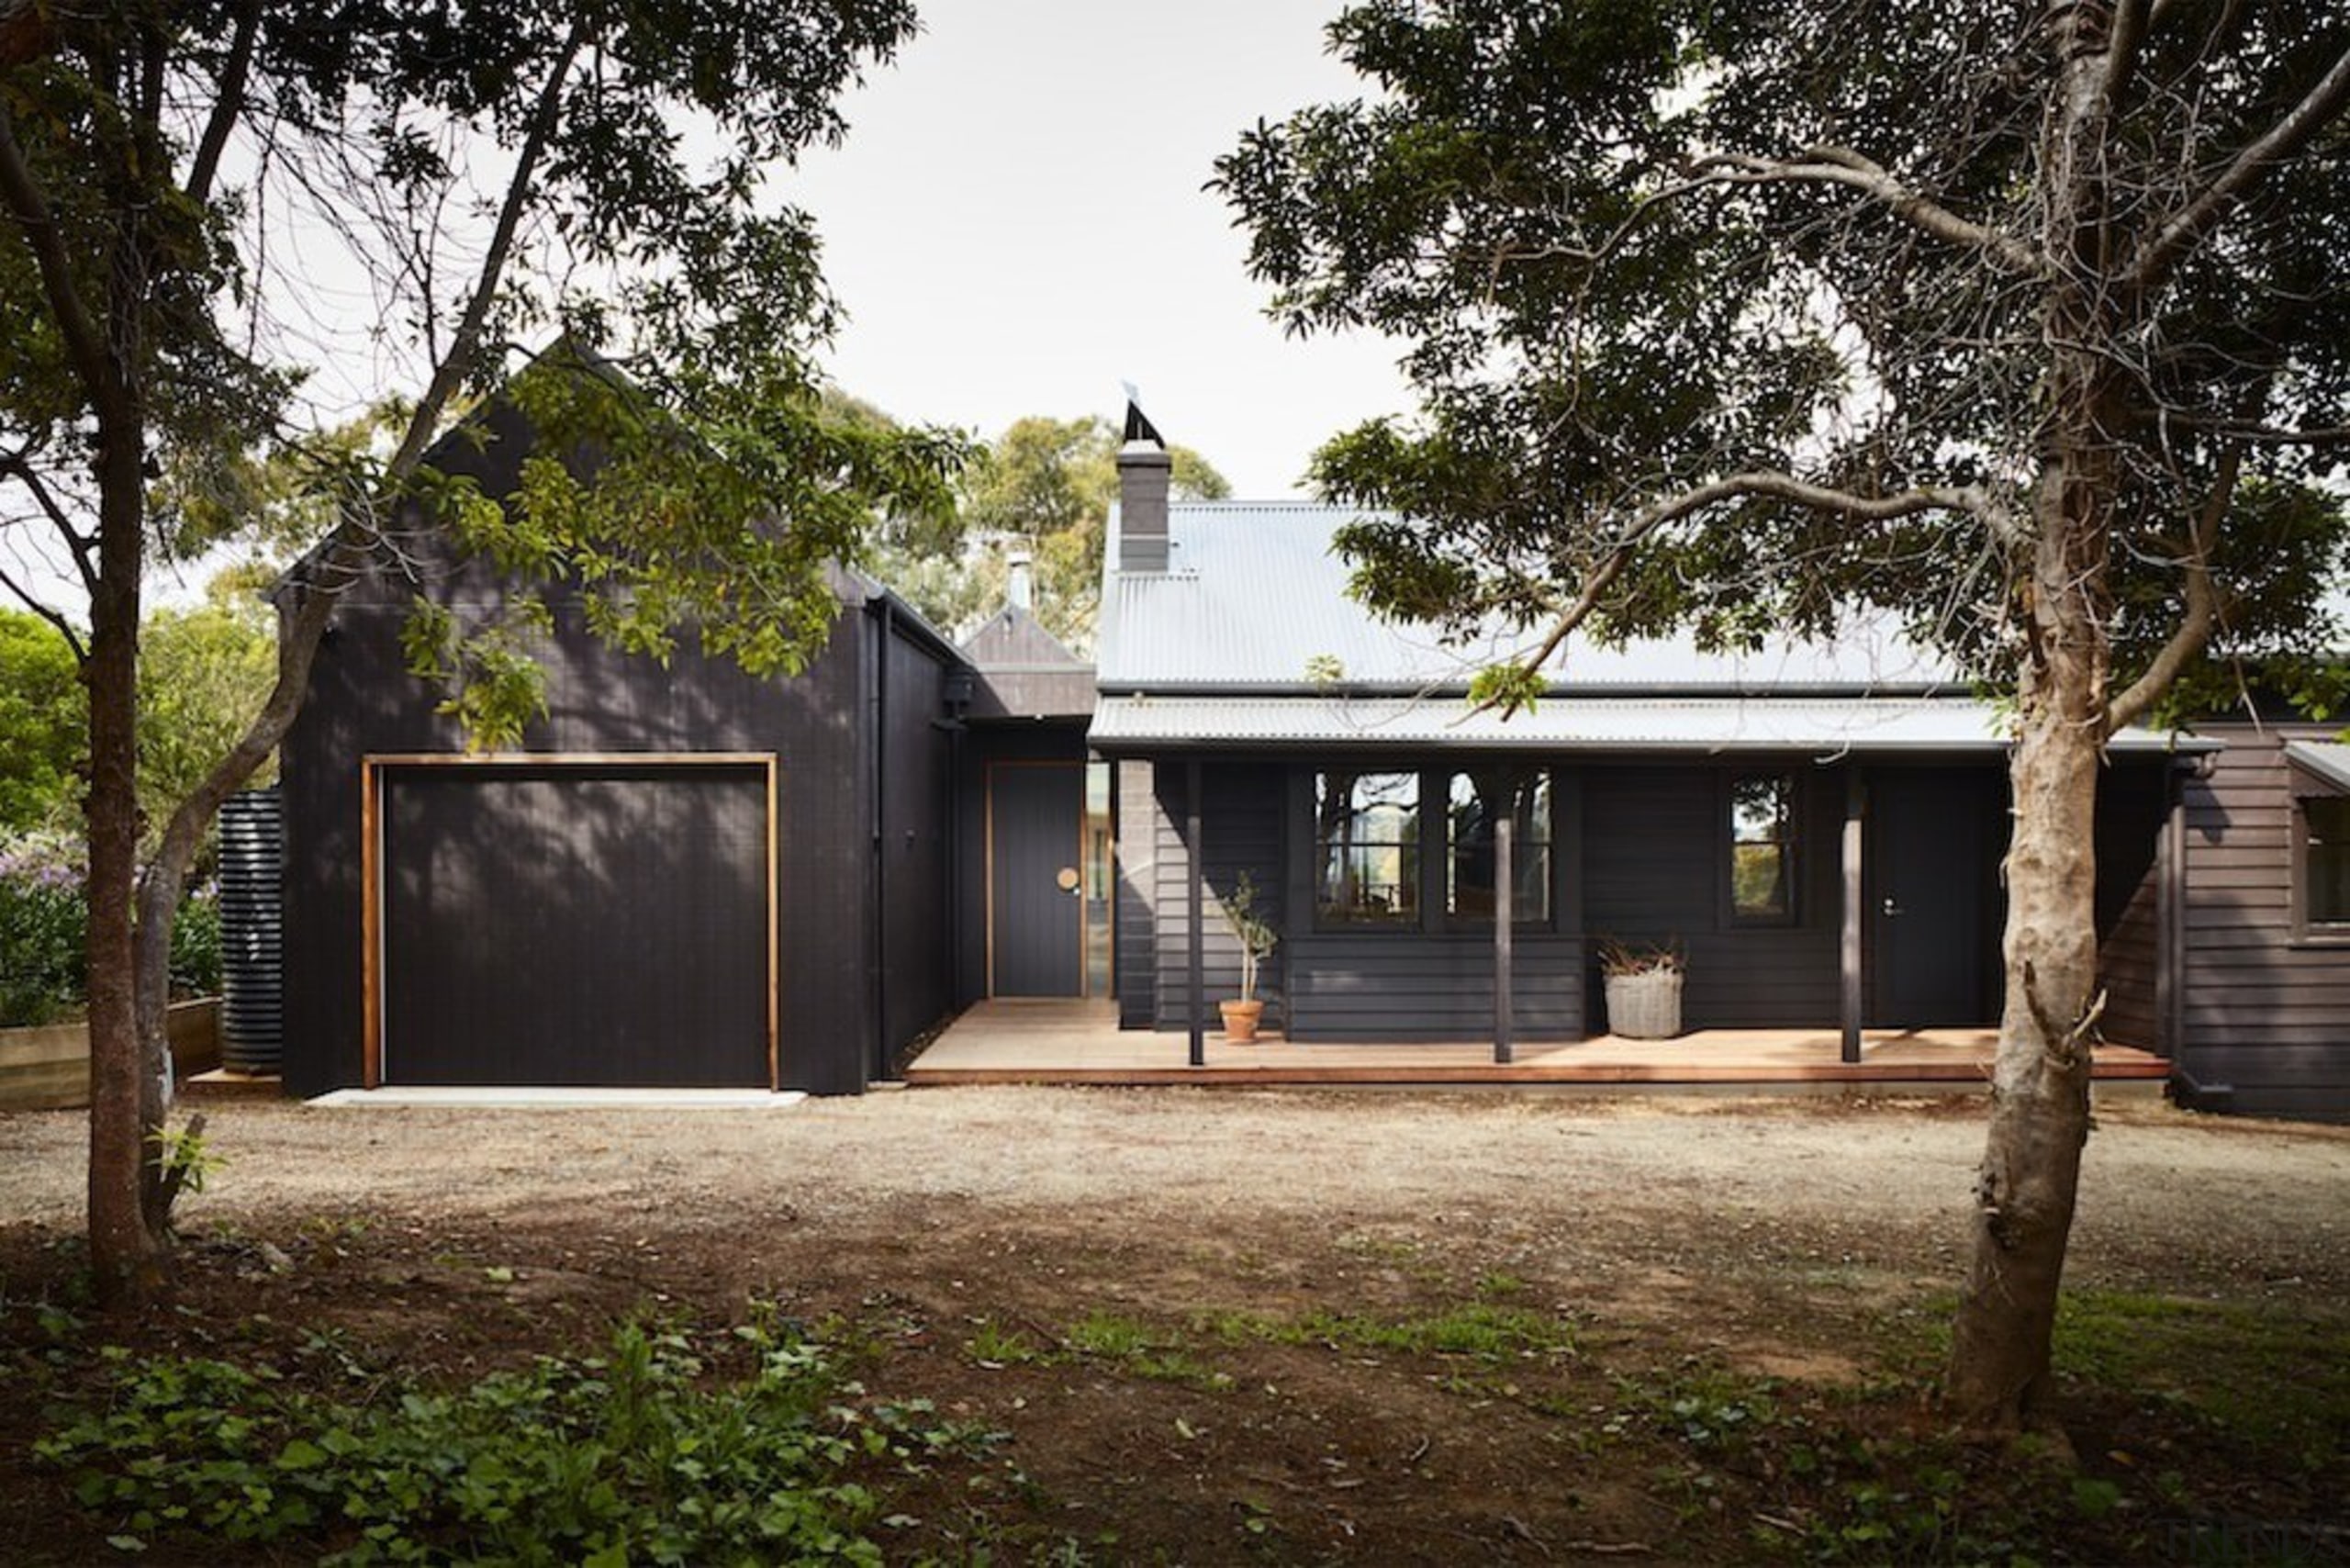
[1091,693,2203,756]
[2286,740,2350,793]
[1097,502,1963,692]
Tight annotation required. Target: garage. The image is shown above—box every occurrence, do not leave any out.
[365,756,776,1088]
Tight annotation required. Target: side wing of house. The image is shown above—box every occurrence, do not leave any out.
[2172,724,2350,1121]
[277,399,961,1097]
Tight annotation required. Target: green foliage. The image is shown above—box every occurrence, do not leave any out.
[37,1316,999,1565]
[0,833,86,1026]
[1467,661,1546,716]
[1215,0,2350,700]
[0,603,276,849]
[137,604,278,825]
[166,886,219,997]
[397,594,554,753]
[872,414,1229,649]
[1201,1301,1579,1363]
[1217,869,1280,1002]
[0,611,84,834]
[145,1121,225,1198]
[0,834,222,1025]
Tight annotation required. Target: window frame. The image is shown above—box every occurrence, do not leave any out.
[1722,768,1801,928]
[1310,768,1426,931]
[1440,766,1557,933]
[1305,764,1560,935]
[2292,788,2350,944]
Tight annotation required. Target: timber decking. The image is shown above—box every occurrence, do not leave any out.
[903,1000,2172,1090]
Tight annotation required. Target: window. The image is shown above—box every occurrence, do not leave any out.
[1729,773,1796,923]
[1315,771,1419,925]
[1448,769,1552,924]
[2304,796,2350,930]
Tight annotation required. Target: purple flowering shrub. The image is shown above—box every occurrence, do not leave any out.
[0,832,86,1027]
[0,833,222,1027]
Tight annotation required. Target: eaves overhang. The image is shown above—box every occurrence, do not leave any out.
[1087,692,2213,759]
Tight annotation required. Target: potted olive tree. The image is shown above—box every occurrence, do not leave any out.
[1599,936,1684,1040]
[1219,869,1281,1043]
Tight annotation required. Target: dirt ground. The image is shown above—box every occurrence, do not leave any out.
[4,1085,2347,1563]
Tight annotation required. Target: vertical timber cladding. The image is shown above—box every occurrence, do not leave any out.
[364,755,779,1088]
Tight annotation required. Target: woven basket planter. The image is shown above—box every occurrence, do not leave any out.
[1604,970,1684,1040]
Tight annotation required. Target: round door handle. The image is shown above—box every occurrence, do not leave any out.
[1055,867,1080,893]
[1881,897,1903,917]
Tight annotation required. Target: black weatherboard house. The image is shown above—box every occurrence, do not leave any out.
[276,395,965,1098]
[271,392,2350,1120]
[1087,429,2350,1122]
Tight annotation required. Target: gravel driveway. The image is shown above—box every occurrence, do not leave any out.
[6,1089,2345,1293]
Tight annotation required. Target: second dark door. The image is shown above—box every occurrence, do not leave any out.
[990,763,1085,996]
[1868,768,1998,1027]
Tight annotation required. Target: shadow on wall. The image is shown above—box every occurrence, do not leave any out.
[378,761,769,1088]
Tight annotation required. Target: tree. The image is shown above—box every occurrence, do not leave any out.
[0,608,80,831]
[0,597,277,846]
[137,600,276,844]
[0,2,958,1303]
[877,414,1229,647]
[1217,0,2350,1431]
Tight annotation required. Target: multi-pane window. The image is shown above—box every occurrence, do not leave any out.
[1729,773,1796,923]
[1447,769,1551,924]
[2305,796,2350,929]
[1315,772,1420,924]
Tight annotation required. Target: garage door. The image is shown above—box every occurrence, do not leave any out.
[372,759,773,1087]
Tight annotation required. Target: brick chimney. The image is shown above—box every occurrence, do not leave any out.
[1115,398,1171,572]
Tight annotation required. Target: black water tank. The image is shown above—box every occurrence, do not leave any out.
[218,787,285,1075]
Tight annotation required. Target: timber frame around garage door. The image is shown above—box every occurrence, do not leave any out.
[359,753,780,1090]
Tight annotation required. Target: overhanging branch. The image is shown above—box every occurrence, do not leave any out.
[0,557,86,659]
[2130,39,2350,292]
[185,0,262,207]
[384,20,587,480]
[2105,447,2237,734]
[1683,150,2052,278]
[1516,471,1991,678]
[0,106,113,401]
[0,449,99,594]
[2102,0,2152,106]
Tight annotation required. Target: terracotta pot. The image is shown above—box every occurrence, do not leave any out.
[1219,998,1265,1043]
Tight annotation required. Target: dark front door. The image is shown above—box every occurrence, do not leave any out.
[1869,768,1997,1027]
[990,763,1085,996]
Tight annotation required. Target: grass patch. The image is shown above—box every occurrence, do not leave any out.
[37,1311,1001,1564]
[1202,1301,1578,1363]
[2050,1288,2350,1472]
[1882,1286,2350,1474]
[1059,1311,1230,1389]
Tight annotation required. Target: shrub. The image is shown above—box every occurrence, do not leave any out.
[168,885,221,998]
[0,834,223,1026]
[38,1316,996,1564]
[0,833,86,1027]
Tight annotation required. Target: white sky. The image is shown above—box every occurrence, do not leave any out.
[7,1,1403,616]
[780,0,1408,496]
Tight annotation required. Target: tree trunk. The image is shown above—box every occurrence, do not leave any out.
[1942,0,2129,1433]
[129,536,362,1236]
[1945,658,2104,1427]
[86,429,164,1308]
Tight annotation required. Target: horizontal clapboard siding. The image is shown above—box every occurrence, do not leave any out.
[1286,934,1581,1041]
[1581,765,1848,1029]
[1150,762,1287,1030]
[2178,724,2350,1121]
